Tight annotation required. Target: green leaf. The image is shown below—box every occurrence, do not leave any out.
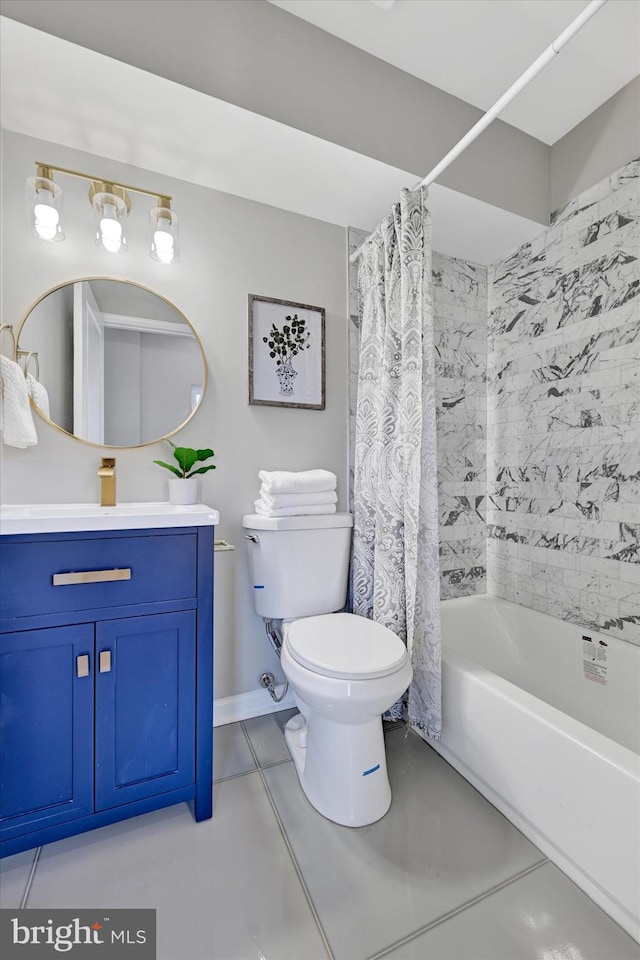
[195,448,214,462]
[153,459,183,478]
[186,464,217,477]
[170,446,197,474]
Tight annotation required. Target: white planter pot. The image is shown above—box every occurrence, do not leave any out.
[168,477,199,505]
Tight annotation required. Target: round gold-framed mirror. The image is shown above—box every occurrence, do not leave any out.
[16,278,206,448]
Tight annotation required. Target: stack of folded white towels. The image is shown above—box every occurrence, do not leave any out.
[254,469,337,517]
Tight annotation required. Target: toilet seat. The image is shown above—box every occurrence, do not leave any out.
[284,613,408,680]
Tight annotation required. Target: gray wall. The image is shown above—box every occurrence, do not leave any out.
[103,330,203,445]
[139,332,202,444]
[1,129,349,700]
[551,77,640,212]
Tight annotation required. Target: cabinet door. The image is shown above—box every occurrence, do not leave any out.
[0,625,94,840]
[95,611,196,810]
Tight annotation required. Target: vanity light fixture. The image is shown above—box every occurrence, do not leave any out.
[90,182,130,255]
[25,165,64,242]
[26,162,179,264]
[149,197,179,265]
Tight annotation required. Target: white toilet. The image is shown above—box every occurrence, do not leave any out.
[242,512,412,827]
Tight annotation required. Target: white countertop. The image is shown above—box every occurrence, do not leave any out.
[0,502,220,535]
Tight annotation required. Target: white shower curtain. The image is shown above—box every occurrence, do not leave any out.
[352,188,441,740]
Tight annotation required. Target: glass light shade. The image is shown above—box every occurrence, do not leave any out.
[149,205,179,264]
[26,176,64,242]
[92,191,128,254]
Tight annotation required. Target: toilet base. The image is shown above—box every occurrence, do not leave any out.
[284,710,392,827]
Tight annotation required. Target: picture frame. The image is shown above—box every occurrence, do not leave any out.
[248,295,326,410]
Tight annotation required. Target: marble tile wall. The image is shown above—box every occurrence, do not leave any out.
[347,228,488,600]
[433,253,487,598]
[487,159,640,643]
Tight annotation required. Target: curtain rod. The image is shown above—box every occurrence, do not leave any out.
[349,0,609,264]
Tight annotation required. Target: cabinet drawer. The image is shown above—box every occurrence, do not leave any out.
[1,534,197,619]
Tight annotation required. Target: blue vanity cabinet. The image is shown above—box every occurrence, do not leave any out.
[94,611,196,810]
[0,524,214,858]
[0,625,94,839]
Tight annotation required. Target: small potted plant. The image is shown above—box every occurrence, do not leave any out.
[154,441,216,505]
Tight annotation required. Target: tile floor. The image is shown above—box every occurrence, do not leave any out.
[1,711,638,960]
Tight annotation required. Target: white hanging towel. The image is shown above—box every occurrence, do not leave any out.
[258,489,337,509]
[254,499,337,518]
[0,355,38,448]
[258,469,337,495]
[26,373,50,419]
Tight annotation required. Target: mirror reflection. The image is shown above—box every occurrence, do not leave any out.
[17,279,205,447]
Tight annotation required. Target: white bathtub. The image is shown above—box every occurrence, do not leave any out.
[430,594,640,942]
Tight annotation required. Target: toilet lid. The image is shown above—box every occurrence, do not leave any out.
[285,613,408,680]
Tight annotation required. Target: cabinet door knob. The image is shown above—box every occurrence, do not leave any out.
[76,654,90,678]
[99,650,112,673]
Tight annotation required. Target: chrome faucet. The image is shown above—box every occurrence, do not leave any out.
[98,458,116,507]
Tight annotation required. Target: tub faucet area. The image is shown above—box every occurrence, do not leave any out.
[98,458,116,506]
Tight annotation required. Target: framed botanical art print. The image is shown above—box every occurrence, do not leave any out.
[248,295,326,410]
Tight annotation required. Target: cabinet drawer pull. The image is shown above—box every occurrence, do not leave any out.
[99,650,112,673]
[76,654,90,678]
[53,568,132,586]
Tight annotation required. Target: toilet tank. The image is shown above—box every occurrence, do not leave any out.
[242,513,353,619]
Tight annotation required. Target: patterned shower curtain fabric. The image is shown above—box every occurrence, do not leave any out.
[352,188,442,740]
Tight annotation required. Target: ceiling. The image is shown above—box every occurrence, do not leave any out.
[269,0,640,145]
[1,16,545,265]
[2,2,637,265]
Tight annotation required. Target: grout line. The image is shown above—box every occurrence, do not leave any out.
[212,756,295,784]
[366,858,549,960]
[240,721,336,960]
[383,722,407,735]
[19,846,42,909]
[256,757,294,772]
[213,766,259,785]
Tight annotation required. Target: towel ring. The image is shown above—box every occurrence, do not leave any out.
[17,349,40,381]
[0,323,17,359]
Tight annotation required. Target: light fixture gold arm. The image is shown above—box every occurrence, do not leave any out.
[35,161,172,204]
[88,181,132,213]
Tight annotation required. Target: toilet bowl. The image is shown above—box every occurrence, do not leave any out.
[281,613,412,827]
[242,512,412,827]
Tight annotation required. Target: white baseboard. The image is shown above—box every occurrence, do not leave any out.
[213,685,296,726]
